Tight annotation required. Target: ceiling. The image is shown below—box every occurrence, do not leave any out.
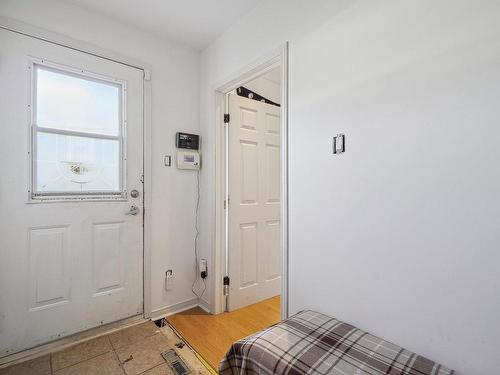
[63,0,262,50]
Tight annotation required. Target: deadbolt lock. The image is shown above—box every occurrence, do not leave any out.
[130,189,140,198]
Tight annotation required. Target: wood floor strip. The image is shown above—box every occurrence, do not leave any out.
[167,296,280,370]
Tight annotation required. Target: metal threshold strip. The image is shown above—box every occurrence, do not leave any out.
[155,318,218,375]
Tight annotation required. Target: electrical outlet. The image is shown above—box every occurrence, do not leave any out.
[165,269,174,291]
[200,259,207,279]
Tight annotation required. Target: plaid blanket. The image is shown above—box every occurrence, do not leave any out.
[219,310,454,375]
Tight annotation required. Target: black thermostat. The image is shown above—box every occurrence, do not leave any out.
[176,132,199,150]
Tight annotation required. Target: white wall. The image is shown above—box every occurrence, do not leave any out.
[198,0,353,318]
[199,1,500,374]
[0,0,201,316]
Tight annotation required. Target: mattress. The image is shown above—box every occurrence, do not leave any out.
[219,310,454,375]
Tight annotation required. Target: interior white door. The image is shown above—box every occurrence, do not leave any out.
[227,93,281,311]
[0,29,144,356]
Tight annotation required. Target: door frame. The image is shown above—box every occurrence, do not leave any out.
[213,43,289,319]
[0,16,154,319]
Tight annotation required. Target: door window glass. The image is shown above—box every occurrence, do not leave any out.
[31,64,124,199]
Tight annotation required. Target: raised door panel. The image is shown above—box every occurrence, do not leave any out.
[265,112,280,135]
[265,144,280,204]
[239,223,258,288]
[92,222,124,296]
[240,141,259,204]
[263,220,280,281]
[29,226,70,310]
[240,107,258,131]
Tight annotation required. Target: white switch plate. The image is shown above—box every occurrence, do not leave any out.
[333,134,345,154]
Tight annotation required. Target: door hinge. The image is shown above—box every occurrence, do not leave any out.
[224,114,230,123]
[143,70,151,81]
[223,276,230,296]
[140,174,144,183]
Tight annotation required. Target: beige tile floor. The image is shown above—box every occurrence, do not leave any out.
[0,321,212,375]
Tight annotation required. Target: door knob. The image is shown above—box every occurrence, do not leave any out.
[126,205,140,216]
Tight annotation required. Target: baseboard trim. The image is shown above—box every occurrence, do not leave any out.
[150,297,199,320]
[198,298,211,313]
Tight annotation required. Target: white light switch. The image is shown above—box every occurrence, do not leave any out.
[333,134,345,154]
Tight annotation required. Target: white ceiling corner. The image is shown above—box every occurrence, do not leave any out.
[62,0,262,50]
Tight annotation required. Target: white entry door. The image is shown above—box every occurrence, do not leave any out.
[0,29,144,356]
[227,93,281,311]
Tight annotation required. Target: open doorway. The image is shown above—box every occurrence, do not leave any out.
[167,47,288,371]
[225,68,282,312]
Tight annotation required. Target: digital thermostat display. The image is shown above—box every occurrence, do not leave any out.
[177,150,200,170]
[176,132,199,150]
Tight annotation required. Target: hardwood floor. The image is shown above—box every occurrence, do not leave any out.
[167,296,280,370]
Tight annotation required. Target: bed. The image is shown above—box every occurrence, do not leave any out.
[219,310,454,375]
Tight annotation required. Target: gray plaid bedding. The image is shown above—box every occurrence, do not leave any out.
[219,310,454,375]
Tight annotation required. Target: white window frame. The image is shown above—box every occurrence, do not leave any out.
[28,58,128,202]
